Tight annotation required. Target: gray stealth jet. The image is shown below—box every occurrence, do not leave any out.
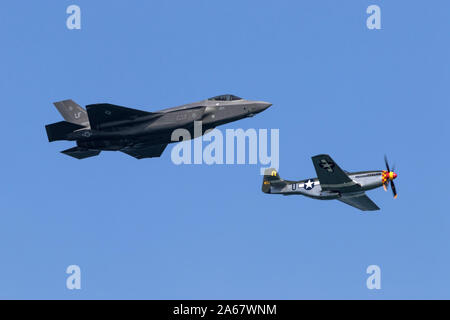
[45,94,271,159]
[262,154,398,211]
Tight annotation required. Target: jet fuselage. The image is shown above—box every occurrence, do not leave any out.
[70,97,270,151]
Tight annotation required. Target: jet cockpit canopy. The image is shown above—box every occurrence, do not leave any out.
[208,94,242,101]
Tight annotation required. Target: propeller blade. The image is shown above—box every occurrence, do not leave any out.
[383,183,388,191]
[384,155,390,172]
[390,180,397,198]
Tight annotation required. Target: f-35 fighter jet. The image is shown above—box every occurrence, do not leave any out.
[262,155,398,211]
[45,95,271,159]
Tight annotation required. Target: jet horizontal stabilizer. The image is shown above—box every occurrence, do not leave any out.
[61,147,101,159]
[45,121,86,142]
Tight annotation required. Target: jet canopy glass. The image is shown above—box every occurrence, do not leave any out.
[208,94,242,101]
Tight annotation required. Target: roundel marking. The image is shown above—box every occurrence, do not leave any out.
[304,179,315,190]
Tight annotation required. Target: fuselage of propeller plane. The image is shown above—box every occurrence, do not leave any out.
[262,154,398,211]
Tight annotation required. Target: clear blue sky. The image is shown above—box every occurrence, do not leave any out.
[0,0,449,299]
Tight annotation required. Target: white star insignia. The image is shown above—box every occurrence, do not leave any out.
[304,179,314,190]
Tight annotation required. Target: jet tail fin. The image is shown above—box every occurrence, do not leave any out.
[45,121,85,142]
[61,147,101,159]
[262,168,285,193]
[53,100,90,127]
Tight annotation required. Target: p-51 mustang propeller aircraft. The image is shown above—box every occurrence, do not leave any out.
[262,154,398,211]
[45,95,271,159]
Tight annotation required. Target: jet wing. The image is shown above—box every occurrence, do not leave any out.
[86,103,160,129]
[120,143,168,159]
[61,147,101,159]
[338,192,380,211]
[311,154,362,192]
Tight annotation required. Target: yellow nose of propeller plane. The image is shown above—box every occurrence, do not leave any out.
[382,171,398,183]
[383,155,398,198]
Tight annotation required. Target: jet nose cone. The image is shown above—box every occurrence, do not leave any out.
[256,101,272,112]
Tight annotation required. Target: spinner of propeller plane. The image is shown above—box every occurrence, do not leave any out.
[262,154,398,211]
[381,155,398,199]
